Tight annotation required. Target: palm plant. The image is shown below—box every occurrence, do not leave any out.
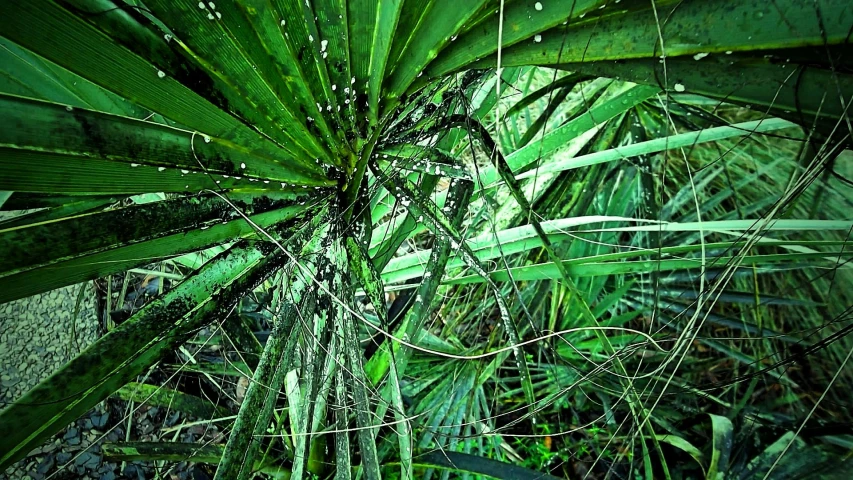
[1,1,852,479]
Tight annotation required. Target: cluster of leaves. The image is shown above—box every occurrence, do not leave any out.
[1,1,852,479]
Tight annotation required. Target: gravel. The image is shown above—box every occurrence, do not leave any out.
[1,283,100,479]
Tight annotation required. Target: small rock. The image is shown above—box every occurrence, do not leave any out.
[74,451,100,469]
[64,427,81,446]
[191,465,212,480]
[123,464,145,480]
[36,454,55,474]
[164,411,180,427]
[91,411,110,428]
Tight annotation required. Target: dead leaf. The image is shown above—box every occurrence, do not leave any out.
[236,376,250,404]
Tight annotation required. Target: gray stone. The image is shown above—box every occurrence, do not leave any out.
[74,451,100,469]
[36,454,55,474]
[91,411,109,428]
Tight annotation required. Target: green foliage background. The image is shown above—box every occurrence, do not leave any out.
[1,1,852,479]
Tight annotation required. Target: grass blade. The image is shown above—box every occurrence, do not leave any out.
[113,382,230,418]
[215,302,302,480]
[370,164,536,418]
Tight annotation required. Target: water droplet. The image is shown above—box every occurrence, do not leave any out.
[198,1,205,8]
[207,12,214,20]
[534,34,542,43]
[130,163,140,167]
[673,83,686,92]
[158,167,166,172]
[208,2,215,9]
[693,52,709,61]
[164,34,172,42]
[203,135,211,143]
[65,106,73,112]
[181,169,189,174]
[281,19,286,27]
[215,11,221,19]
[157,70,166,78]
[534,2,543,11]
[320,39,328,52]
